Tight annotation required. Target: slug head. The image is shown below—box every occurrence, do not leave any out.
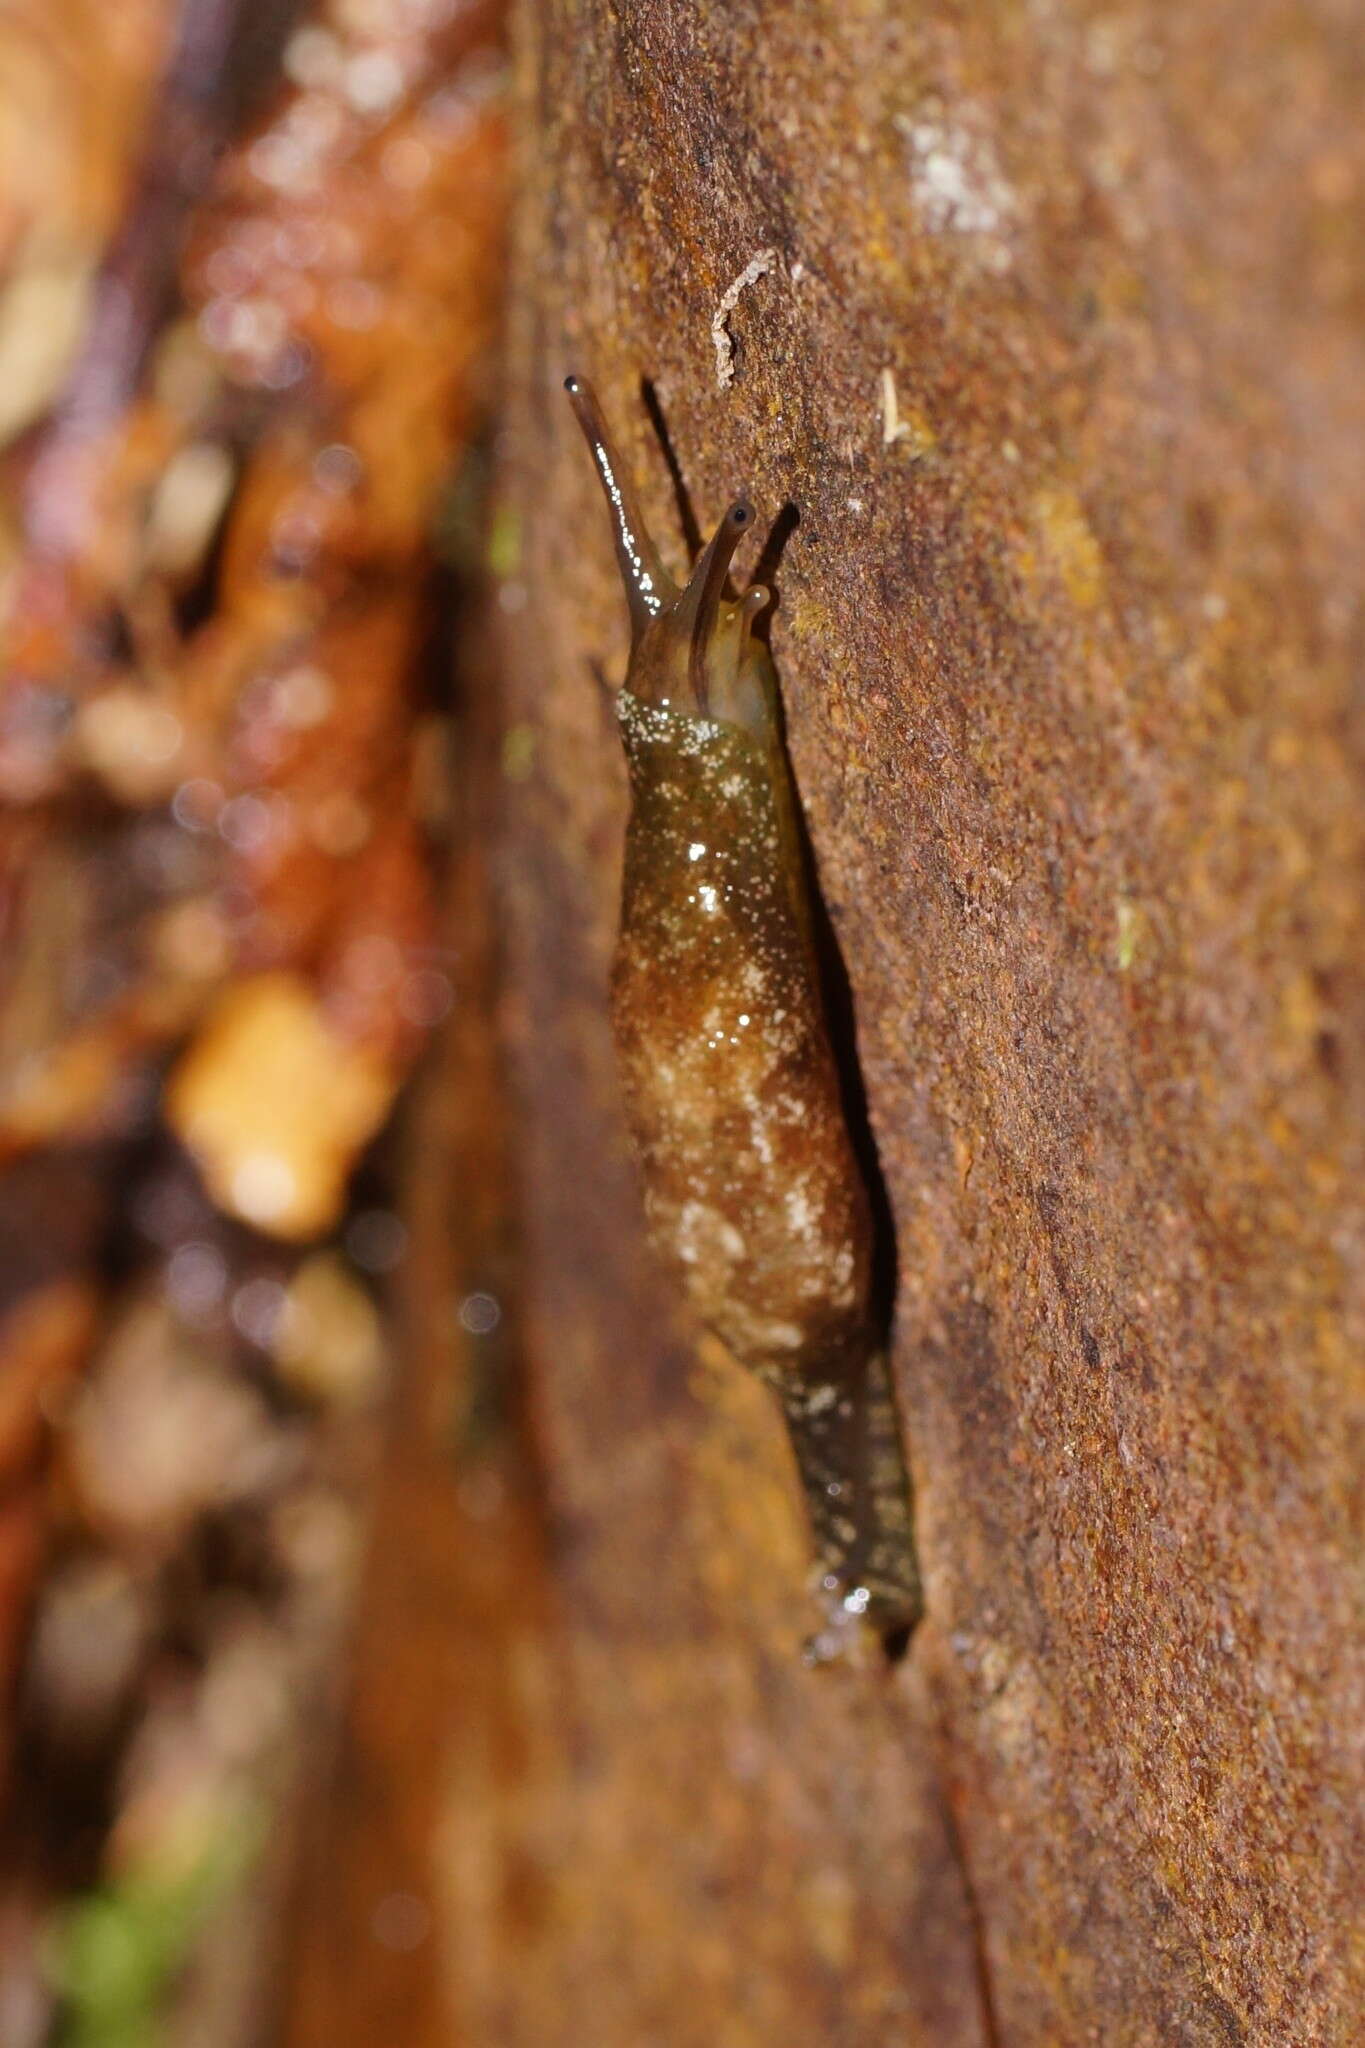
[565,376,772,733]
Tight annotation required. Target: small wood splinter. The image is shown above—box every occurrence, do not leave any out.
[565,374,923,1651]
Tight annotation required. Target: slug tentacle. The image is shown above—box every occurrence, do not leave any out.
[677,500,752,714]
[739,584,769,641]
[567,376,923,1650]
[564,374,673,642]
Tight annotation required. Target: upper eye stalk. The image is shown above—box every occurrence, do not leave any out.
[564,374,769,722]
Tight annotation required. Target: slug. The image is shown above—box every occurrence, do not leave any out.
[565,375,922,1646]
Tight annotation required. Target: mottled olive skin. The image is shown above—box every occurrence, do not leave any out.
[614,690,872,1384]
[567,376,921,1641]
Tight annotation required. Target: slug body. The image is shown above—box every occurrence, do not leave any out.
[566,377,921,1641]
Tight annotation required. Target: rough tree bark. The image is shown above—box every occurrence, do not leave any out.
[482,2,1363,2044]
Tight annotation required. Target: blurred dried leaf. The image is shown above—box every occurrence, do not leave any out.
[0,3,171,450]
[0,249,96,448]
[0,1281,99,1483]
[64,1295,270,1546]
[273,1253,385,1410]
[166,971,396,1239]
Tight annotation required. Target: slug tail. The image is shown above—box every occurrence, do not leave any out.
[564,375,673,644]
[774,1350,922,1653]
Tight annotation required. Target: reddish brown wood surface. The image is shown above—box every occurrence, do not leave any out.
[471,1,1364,2042]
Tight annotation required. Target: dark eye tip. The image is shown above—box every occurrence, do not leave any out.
[729,501,752,528]
[564,374,581,394]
